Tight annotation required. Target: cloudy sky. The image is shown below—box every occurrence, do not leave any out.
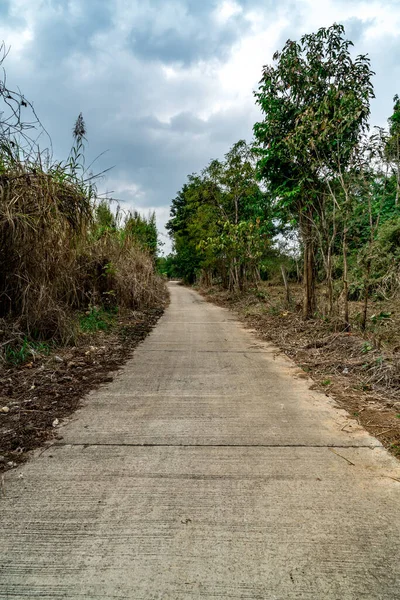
[1,0,400,252]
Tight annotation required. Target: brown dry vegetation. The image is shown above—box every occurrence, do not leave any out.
[0,124,168,474]
[0,165,165,348]
[200,283,400,458]
[0,160,168,471]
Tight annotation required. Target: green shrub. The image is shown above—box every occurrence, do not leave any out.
[79,307,117,333]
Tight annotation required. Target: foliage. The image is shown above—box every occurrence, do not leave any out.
[385,94,400,207]
[156,254,183,279]
[123,210,158,259]
[254,24,373,215]
[253,23,375,318]
[167,140,273,289]
[79,306,117,333]
[3,338,52,365]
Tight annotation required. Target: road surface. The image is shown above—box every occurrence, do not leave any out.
[1,282,400,599]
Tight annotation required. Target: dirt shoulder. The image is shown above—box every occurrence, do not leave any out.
[0,301,167,473]
[199,284,400,459]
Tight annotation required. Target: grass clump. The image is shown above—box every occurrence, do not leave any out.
[79,307,117,333]
[3,338,53,365]
[0,45,166,362]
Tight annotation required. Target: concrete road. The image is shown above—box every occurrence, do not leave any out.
[1,282,400,599]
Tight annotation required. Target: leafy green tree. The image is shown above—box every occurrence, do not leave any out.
[386,94,400,207]
[156,254,180,278]
[199,219,267,290]
[167,176,215,283]
[94,200,118,236]
[167,141,272,288]
[123,211,158,259]
[254,23,374,318]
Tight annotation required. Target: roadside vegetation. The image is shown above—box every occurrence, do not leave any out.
[0,43,167,470]
[165,24,400,456]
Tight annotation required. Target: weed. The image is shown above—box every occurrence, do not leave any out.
[361,342,373,354]
[251,288,268,300]
[102,262,117,277]
[390,444,400,456]
[79,307,116,333]
[4,338,52,365]
[321,379,332,386]
[370,311,392,324]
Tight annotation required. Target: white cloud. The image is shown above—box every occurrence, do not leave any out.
[216,18,288,111]
[214,0,243,24]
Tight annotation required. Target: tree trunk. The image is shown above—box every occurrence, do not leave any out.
[295,259,301,283]
[301,214,316,319]
[280,264,291,309]
[361,259,372,331]
[326,249,334,317]
[229,258,241,292]
[342,228,350,331]
[234,258,240,291]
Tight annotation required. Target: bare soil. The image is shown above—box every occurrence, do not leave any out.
[0,304,166,473]
[200,283,400,458]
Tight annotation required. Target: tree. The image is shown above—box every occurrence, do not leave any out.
[124,210,158,259]
[204,141,271,290]
[167,141,272,289]
[166,176,213,283]
[253,23,374,318]
[386,94,400,207]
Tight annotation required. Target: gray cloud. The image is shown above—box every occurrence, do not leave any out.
[128,2,250,65]
[24,1,113,64]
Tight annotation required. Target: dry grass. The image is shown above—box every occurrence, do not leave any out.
[84,231,166,312]
[0,167,89,342]
[0,161,166,358]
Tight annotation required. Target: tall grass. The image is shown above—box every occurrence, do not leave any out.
[0,161,164,348]
[0,49,165,358]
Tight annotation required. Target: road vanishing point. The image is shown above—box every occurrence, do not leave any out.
[1,282,400,599]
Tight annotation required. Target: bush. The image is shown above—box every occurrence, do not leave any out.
[0,106,165,360]
[0,167,165,350]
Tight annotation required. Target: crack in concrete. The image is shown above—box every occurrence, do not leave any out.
[140,349,272,354]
